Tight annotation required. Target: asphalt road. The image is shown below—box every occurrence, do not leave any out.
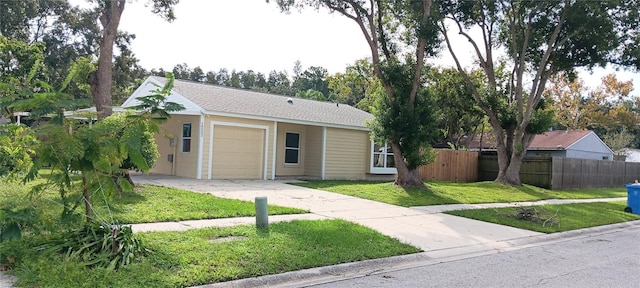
[309,226,640,288]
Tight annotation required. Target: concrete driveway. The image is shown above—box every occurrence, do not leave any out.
[133,174,542,255]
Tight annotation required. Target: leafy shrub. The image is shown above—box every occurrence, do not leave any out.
[41,222,149,270]
[0,124,38,179]
[0,207,38,242]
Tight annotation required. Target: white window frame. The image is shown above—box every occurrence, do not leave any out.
[370,141,397,174]
[181,123,192,153]
[284,131,300,165]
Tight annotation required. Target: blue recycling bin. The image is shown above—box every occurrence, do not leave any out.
[625,184,640,215]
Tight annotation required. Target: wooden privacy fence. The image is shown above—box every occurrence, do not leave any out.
[479,156,640,189]
[418,149,478,182]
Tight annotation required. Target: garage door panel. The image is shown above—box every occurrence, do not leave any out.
[211,125,264,179]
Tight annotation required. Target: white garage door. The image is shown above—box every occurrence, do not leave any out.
[211,125,264,179]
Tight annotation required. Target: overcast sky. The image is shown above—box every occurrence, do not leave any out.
[117,0,370,75]
[74,0,638,92]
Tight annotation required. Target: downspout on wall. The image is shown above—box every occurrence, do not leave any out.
[196,113,204,179]
[321,127,327,180]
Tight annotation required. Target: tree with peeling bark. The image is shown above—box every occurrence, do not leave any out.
[438,0,640,185]
[272,0,442,187]
[87,0,179,119]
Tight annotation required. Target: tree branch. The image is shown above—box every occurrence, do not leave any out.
[409,0,432,104]
[323,0,380,77]
[479,6,496,87]
[376,0,392,59]
[439,21,491,118]
[524,1,569,128]
[515,7,535,124]
[449,16,488,73]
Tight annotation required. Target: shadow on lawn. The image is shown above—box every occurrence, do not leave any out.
[295,180,462,206]
[396,184,462,206]
[100,191,148,214]
[112,191,148,205]
[515,184,553,198]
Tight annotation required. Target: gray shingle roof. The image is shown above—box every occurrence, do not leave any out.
[152,76,373,129]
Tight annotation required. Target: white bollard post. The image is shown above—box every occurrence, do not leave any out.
[255,196,268,229]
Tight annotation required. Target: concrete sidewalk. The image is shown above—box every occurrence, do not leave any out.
[131,214,328,233]
[412,197,626,214]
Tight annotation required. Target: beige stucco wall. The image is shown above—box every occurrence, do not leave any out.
[151,113,371,180]
[150,114,200,178]
[150,131,173,175]
[304,126,323,178]
[275,123,307,176]
[324,127,370,179]
[204,115,275,179]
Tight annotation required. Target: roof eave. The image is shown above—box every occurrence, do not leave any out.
[528,147,566,151]
[201,110,371,131]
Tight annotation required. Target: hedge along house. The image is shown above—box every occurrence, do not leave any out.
[121,76,397,180]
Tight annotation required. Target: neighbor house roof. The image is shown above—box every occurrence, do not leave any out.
[527,130,592,150]
[124,76,373,130]
[459,132,497,150]
[460,130,594,150]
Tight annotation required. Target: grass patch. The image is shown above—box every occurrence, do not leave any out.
[4,220,420,287]
[446,201,640,233]
[293,180,627,207]
[98,185,306,223]
[1,178,306,227]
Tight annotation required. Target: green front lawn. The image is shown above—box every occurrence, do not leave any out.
[293,180,627,207]
[446,201,640,233]
[4,220,420,288]
[98,185,306,223]
[1,179,306,226]
[2,176,418,287]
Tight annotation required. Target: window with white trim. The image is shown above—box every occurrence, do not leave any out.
[181,123,192,153]
[285,132,300,165]
[370,142,396,174]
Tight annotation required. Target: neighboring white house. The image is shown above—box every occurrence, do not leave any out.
[525,130,614,161]
[618,148,640,162]
[461,130,614,161]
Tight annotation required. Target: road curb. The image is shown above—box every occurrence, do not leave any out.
[192,253,433,288]
[504,219,640,249]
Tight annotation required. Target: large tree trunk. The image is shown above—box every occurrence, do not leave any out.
[495,154,524,186]
[501,157,524,185]
[89,0,125,120]
[494,131,534,186]
[390,141,424,188]
[494,143,510,183]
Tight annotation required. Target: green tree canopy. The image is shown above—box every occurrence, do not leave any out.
[427,67,485,149]
[438,0,638,185]
[0,36,46,121]
[327,59,378,110]
[273,0,443,187]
